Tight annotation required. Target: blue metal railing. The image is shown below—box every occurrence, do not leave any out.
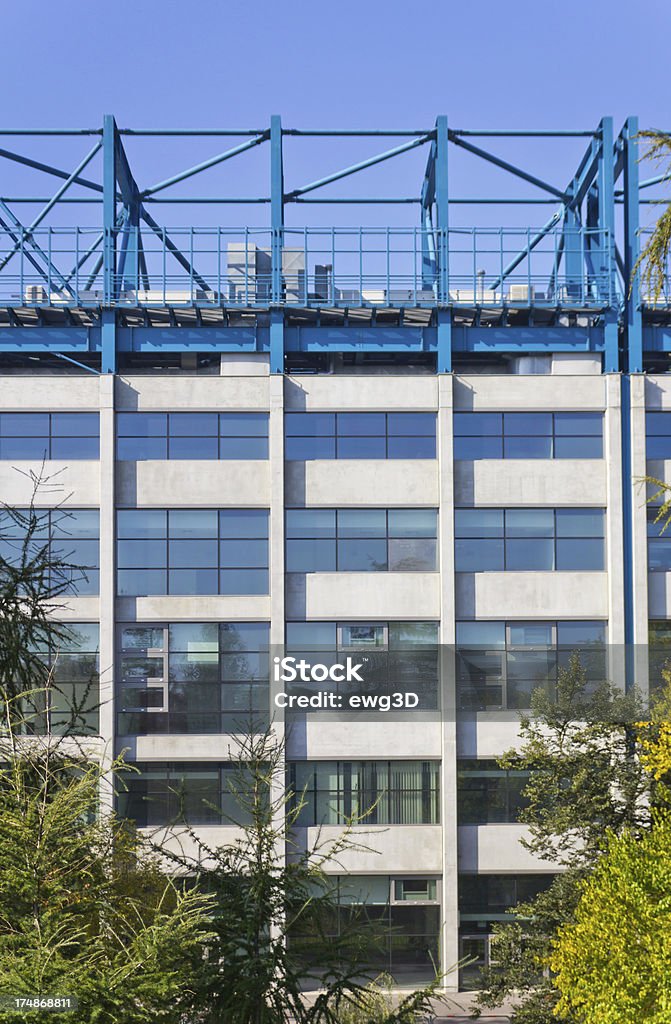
[0,225,615,310]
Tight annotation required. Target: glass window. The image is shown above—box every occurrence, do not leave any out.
[219,509,269,539]
[505,509,554,538]
[117,510,167,539]
[284,412,436,461]
[454,436,502,460]
[387,413,436,436]
[338,539,388,571]
[285,436,336,460]
[455,509,503,538]
[169,412,218,436]
[456,508,604,572]
[117,412,167,436]
[337,510,387,538]
[286,539,336,572]
[0,413,100,460]
[555,509,604,537]
[503,436,552,459]
[388,509,437,538]
[455,539,505,572]
[454,411,603,461]
[338,413,386,435]
[337,436,387,459]
[554,412,603,435]
[117,411,268,460]
[454,412,502,436]
[505,538,554,570]
[169,437,219,460]
[286,509,336,539]
[504,412,552,435]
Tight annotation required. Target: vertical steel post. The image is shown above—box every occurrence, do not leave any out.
[599,117,619,373]
[270,115,284,372]
[623,117,642,373]
[102,115,117,373]
[435,115,451,372]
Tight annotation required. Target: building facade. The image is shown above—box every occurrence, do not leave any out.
[0,116,668,989]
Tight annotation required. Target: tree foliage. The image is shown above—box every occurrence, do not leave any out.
[147,727,444,1024]
[475,656,650,1023]
[632,131,671,303]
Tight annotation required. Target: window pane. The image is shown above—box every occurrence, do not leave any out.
[337,539,388,571]
[647,413,671,436]
[554,436,603,458]
[51,437,100,459]
[556,538,604,570]
[505,509,554,538]
[454,509,503,538]
[168,412,218,436]
[387,412,436,436]
[121,626,165,649]
[455,539,504,571]
[285,412,335,436]
[118,510,167,539]
[503,436,552,459]
[508,623,553,646]
[169,569,219,594]
[555,509,604,538]
[336,437,386,459]
[337,510,387,538]
[51,413,99,435]
[219,437,268,459]
[337,413,386,435]
[219,509,269,538]
[285,436,335,460]
[453,413,502,436]
[505,538,554,570]
[649,540,671,571]
[456,621,505,647]
[219,539,268,567]
[286,539,336,572]
[387,436,436,459]
[220,622,269,651]
[169,510,218,538]
[389,622,439,647]
[454,436,503,460]
[117,569,166,595]
[219,569,268,594]
[118,539,165,569]
[388,509,437,538]
[116,412,167,436]
[169,437,219,459]
[286,622,336,648]
[169,539,219,568]
[554,413,603,436]
[117,436,167,460]
[0,437,49,459]
[388,538,437,571]
[0,413,50,436]
[504,412,552,435]
[220,413,269,436]
[286,509,335,539]
[52,510,99,538]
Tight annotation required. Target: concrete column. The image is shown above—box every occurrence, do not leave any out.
[630,374,650,695]
[438,373,459,990]
[98,374,116,808]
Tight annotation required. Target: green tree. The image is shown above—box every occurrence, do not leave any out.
[475,656,649,1024]
[0,481,215,1023]
[145,727,445,1024]
[632,131,671,303]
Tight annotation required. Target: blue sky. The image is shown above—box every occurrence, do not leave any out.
[0,0,669,236]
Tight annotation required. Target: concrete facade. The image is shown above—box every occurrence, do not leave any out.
[0,360,657,991]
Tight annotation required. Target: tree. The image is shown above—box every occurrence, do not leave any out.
[632,131,671,303]
[549,715,671,1024]
[475,656,650,1024]
[143,726,445,1024]
[0,479,215,1023]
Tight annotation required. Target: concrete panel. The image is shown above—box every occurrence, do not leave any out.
[116,375,270,410]
[454,459,606,507]
[116,460,270,506]
[139,826,243,867]
[455,571,608,619]
[454,375,605,411]
[287,719,443,760]
[285,376,438,411]
[285,460,438,507]
[124,735,251,760]
[648,573,671,618]
[51,597,100,621]
[299,572,441,620]
[456,715,526,759]
[645,375,671,410]
[304,825,443,873]
[0,376,101,409]
[458,825,555,872]
[116,595,271,621]
[0,461,100,505]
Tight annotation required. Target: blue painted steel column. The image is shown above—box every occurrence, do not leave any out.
[599,118,619,373]
[270,115,284,373]
[102,115,117,373]
[435,115,451,372]
[623,117,643,372]
[621,373,635,686]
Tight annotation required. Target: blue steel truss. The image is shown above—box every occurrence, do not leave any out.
[0,116,666,373]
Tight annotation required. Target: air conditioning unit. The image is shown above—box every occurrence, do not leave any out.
[24,285,48,304]
[509,284,535,302]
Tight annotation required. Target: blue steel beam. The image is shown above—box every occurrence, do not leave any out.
[285,135,433,199]
[622,117,642,372]
[141,134,268,197]
[0,147,104,194]
[0,141,102,273]
[0,200,75,297]
[488,210,563,291]
[447,133,567,200]
[270,115,285,371]
[140,208,212,293]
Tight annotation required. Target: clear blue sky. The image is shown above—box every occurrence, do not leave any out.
[1,0,669,234]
